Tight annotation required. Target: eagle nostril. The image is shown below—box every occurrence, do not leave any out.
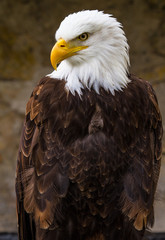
[60,44,65,47]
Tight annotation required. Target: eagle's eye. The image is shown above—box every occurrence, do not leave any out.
[78,33,89,41]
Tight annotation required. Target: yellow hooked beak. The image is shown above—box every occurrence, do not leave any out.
[50,38,88,70]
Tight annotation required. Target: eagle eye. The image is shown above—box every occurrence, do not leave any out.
[78,33,89,41]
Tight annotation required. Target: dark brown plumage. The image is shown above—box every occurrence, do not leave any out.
[16,74,162,240]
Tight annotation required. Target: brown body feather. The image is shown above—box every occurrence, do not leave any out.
[16,74,162,240]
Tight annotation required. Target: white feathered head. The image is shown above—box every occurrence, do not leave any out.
[49,10,130,95]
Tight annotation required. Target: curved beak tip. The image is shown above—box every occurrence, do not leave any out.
[50,39,88,70]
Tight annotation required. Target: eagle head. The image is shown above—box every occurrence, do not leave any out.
[49,10,130,95]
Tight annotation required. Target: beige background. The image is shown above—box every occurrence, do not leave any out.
[0,0,165,233]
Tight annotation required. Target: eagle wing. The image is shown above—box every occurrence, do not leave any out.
[118,77,162,231]
[16,78,70,239]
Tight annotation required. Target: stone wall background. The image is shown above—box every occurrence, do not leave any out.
[0,0,165,233]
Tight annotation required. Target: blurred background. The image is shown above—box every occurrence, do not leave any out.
[0,0,165,238]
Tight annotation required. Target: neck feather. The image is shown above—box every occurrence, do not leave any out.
[48,55,130,96]
[48,38,130,96]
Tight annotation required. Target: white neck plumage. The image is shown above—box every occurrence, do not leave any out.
[48,49,130,96]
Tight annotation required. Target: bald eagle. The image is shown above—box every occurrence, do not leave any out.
[16,10,162,240]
